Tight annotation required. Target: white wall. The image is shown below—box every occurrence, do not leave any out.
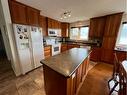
[0,0,21,76]
[70,20,90,28]
[122,13,127,22]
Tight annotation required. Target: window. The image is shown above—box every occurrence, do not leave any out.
[70,28,79,40]
[116,22,127,47]
[80,27,89,40]
[70,26,89,40]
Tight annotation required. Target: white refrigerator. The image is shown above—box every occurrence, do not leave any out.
[13,24,44,74]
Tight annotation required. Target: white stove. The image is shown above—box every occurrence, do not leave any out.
[52,43,61,56]
[46,39,61,56]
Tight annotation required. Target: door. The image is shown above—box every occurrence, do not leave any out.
[0,29,7,58]
[29,26,44,68]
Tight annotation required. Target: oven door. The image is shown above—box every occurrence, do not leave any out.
[52,44,61,56]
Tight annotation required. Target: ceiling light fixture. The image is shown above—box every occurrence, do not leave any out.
[60,11,71,19]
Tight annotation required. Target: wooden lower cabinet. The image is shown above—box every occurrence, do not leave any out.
[43,56,90,95]
[101,49,114,64]
[61,44,68,52]
[115,51,126,62]
[90,47,101,62]
[67,44,80,50]
[44,46,51,59]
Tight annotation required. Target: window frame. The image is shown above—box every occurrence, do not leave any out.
[116,22,127,47]
[70,26,89,41]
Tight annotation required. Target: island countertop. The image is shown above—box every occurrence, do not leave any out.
[40,48,91,77]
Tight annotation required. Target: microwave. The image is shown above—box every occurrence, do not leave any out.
[48,29,61,37]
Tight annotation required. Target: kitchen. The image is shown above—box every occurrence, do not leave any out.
[0,0,127,95]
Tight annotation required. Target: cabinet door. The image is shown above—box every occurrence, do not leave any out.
[61,44,67,52]
[89,18,97,38]
[101,49,114,64]
[76,64,82,91]
[102,37,116,50]
[61,23,69,37]
[27,7,40,26]
[116,51,126,62]
[104,13,123,37]
[9,1,27,24]
[39,15,47,36]
[82,60,87,79]
[67,72,76,95]
[90,47,101,62]
[47,18,52,29]
[89,17,106,38]
[96,17,106,37]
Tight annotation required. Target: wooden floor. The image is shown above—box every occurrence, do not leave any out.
[0,59,113,95]
[78,62,113,95]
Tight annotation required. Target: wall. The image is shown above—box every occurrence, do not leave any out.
[122,13,127,22]
[0,0,21,76]
[70,20,90,28]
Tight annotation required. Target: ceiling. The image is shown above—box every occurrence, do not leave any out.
[17,0,127,23]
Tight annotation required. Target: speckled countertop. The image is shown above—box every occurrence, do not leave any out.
[40,48,91,77]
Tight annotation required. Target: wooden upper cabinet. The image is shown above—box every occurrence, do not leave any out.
[27,7,40,26]
[9,1,27,24]
[47,18,52,28]
[39,15,47,36]
[104,13,123,37]
[101,13,123,64]
[61,23,69,37]
[9,0,40,26]
[47,18,61,29]
[89,16,106,38]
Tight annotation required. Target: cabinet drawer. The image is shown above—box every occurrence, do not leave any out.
[61,46,67,52]
[45,55,51,59]
[44,46,51,51]
[44,46,51,59]
[44,50,51,56]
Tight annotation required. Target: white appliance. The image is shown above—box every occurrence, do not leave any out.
[48,29,61,37]
[46,38,61,56]
[52,43,61,56]
[13,24,44,74]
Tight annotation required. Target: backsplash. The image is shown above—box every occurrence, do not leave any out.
[43,36,102,47]
[43,36,62,45]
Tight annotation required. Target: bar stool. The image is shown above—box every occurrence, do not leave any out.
[108,53,120,95]
[119,60,127,95]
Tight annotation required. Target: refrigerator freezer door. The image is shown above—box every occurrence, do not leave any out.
[18,49,33,74]
[30,27,44,68]
[13,24,34,74]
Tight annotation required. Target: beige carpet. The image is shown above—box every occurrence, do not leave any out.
[78,62,113,95]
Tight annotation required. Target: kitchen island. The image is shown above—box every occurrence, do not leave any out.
[40,48,91,95]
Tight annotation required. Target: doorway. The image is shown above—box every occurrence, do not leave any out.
[0,29,15,80]
[0,29,7,59]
